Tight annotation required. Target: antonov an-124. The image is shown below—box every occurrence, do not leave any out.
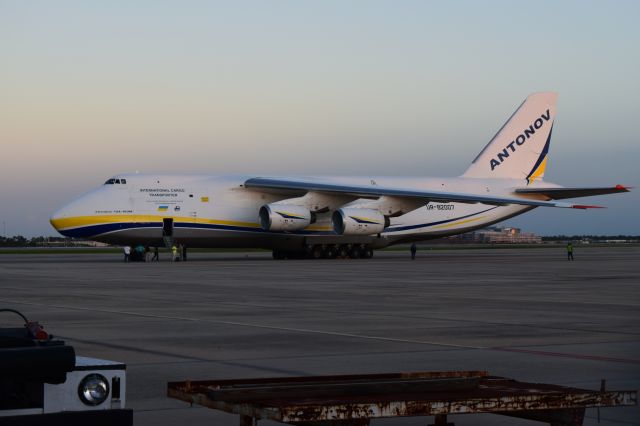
[50,93,630,259]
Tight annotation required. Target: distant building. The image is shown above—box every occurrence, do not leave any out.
[440,226,542,244]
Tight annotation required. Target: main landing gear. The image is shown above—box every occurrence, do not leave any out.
[272,244,374,260]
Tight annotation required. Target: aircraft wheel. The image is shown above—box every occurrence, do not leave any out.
[272,249,286,260]
[362,247,374,259]
[348,245,362,259]
[324,245,337,259]
[337,245,349,258]
[311,245,323,259]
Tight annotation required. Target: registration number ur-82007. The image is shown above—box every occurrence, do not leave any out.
[427,204,455,211]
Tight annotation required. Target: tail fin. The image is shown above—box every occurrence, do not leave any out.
[462,92,557,184]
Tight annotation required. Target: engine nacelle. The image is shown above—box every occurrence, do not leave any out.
[332,208,388,235]
[259,204,313,231]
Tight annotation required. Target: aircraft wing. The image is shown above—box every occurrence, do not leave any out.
[514,185,630,200]
[244,177,602,209]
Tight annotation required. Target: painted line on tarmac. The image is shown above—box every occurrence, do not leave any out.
[8,287,639,338]
[492,347,640,365]
[0,298,482,350]
[6,298,640,364]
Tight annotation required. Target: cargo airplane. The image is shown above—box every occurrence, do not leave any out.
[50,93,629,259]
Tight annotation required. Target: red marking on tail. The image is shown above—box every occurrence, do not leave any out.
[572,205,605,209]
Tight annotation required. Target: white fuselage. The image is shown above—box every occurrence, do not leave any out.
[50,173,546,250]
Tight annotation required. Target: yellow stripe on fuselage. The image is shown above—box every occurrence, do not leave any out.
[432,216,486,230]
[50,215,261,231]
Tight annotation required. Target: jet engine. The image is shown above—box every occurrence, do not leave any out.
[259,204,313,231]
[332,208,389,235]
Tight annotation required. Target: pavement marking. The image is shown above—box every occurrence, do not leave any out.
[5,298,640,365]
[0,298,483,350]
[492,347,640,365]
[6,286,639,338]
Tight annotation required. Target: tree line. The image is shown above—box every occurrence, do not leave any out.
[0,236,83,247]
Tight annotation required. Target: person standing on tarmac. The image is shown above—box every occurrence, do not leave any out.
[151,246,159,262]
[410,243,417,260]
[171,244,178,261]
[567,242,574,261]
[123,245,131,262]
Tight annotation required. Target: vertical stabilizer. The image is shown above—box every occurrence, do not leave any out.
[462,92,557,184]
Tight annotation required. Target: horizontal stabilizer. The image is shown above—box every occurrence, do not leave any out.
[514,185,630,200]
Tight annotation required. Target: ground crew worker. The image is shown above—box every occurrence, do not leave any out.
[135,244,145,261]
[567,242,574,261]
[410,243,417,260]
[123,245,131,262]
[171,244,178,261]
[151,246,159,262]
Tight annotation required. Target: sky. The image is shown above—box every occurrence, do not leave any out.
[1,0,639,237]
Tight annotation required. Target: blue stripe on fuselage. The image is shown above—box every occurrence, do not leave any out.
[383,206,498,232]
[59,206,499,239]
[58,221,332,238]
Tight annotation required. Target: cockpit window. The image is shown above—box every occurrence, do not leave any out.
[104,178,126,185]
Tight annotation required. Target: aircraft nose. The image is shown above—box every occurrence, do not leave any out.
[50,188,112,238]
[50,205,71,236]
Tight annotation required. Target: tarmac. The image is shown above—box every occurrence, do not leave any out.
[0,247,638,426]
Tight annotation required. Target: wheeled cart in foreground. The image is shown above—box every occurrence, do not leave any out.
[168,370,636,426]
